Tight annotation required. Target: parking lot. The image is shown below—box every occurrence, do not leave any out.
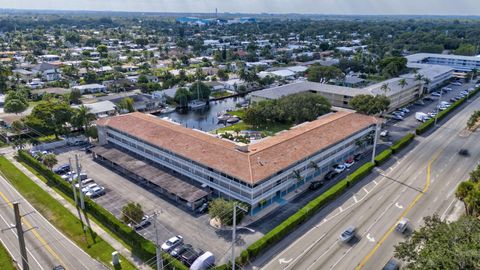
[381,80,476,143]
[53,147,262,265]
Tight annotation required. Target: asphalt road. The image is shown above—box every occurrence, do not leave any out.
[258,88,480,270]
[0,176,107,270]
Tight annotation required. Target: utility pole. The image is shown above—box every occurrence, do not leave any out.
[434,88,444,127]
[75,154,84,209]
[371,121,380,164]
[69,158,78,206]
[14,202,29,270]
[231,203,247,270]
[153,212,163,270]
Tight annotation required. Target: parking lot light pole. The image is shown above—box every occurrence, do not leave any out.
[434,89,444,127]
[371,121,380,164]
[153,212,163,270]
[75,154,85,209]
[69,158,78,206]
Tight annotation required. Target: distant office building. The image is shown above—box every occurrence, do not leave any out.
[407,53,480,77]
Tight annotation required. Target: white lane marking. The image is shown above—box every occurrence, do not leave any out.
[353,196,358,203]
[395,202,404,209]
[0,212,45,270]
[339,207,344,213]
[279,258,293,265]
[363,188,369,194]
[329,245,354,270]
[441,199,457,220]
[377,195,384,201]
[366,233,375,242]
[285,233,327,270]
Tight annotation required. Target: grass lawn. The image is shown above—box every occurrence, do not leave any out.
[0,156,136,270]
[228,109,246,119]
[210,90,233,99]
[0,241,16,270]
[215,121,292,136]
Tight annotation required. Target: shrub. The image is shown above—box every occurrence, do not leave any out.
[391,133,415,153]
[374,149,393,165]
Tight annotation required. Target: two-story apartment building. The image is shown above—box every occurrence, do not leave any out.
[95,111,377,214]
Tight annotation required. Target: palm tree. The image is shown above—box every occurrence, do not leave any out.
[380,83,390,96]
[74,105,96,137]
[42,153,58,170]
[293,170,303,182]
[309,161,319,171]
[398,78,408,89]
[456,181,474,215]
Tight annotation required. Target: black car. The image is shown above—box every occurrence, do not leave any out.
[53,164,70,175]
[459,149,470,156]
[423,97,434,102]
[170,244,193,258]
[53,266,65,270]
[309,180,324,190]
[196,202,208,214]
[324,171,339,181]
[180,247,200,266]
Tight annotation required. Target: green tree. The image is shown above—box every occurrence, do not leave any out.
[189,81,211,100]
[208,198,247,226]
[72,105,96,135]
[121,202,144,225]
[0,65,11,93]
[4,91,29,114]
[307,65,344,83]
[42,153,58,170]
[217,69,229,81]
[454,44,477,56]
[398,78,408,89]
[174,87,192,106]
[69,89,82,104]
[23,99,74,138]
[96,45,108,57]
[379,56,407,78]
[349,95,390,115]
[456,181,475,215]
[117,97,135,113]
[394,215,480,270]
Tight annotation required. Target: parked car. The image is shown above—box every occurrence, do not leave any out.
[309,180,324,190]
[196,202,209,214]
[53,266,66,270]
[81,183,99,194]
[180,247,201,266]
[382,258,401,270]
[399,107,410,113]
[190,251,215,270]
[85,186,105,198]
[324,171,339,181]
[344,158,355,168]
[134,215,152,230]
[395,218,409,234]
[84,144,95,153]
[423,97,434,102]
[74,178,94,189]
[391,115,404,121]
[380,130,389,137]
[333,164,346,173]
[451,82,462,86]
[353,153,364,162]
[53,164,70,175]
[431,92,441,97]
[170,244,193,258]
[161,235,183,252]
[339,225,356,242]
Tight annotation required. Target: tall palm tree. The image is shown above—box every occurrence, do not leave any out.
[414,73,424,82]
[74,105,96,136]
[398,78,408,89]
[380,83,390,96]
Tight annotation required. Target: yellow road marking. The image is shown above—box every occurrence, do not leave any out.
[0,188,67,268]
[355,148,442,270]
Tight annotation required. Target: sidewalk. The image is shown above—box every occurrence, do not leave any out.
[5,152,152,270]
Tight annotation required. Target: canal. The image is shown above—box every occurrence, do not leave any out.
[156,96,247,132]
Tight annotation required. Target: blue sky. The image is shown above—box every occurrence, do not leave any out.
[0,0,479,15]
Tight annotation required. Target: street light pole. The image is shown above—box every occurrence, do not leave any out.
[434,88,444,127]
[231,203,247,270]
[371,121,380,164]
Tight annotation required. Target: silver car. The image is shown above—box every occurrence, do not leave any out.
[339,225,356,242]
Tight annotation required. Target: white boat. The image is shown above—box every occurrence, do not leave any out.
[160,106,176,114]
[217,113,232,121]
[226,116,240,124]
[188,100,207,110]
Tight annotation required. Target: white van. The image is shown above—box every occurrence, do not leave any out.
[190,251,215,270]
[415,112,430,122]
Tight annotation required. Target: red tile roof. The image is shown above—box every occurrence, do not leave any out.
[97,111,376,185]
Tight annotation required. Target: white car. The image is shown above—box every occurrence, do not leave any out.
[431,92,441,97]
[85,186,105,198]
[451,82,462,86]
[161,235,183,252]
[81,183,99,194]
[333,164,346,173]
[75,178,95,189]
[399,107,410,113]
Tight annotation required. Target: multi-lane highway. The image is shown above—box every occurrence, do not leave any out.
[259,91,480,270]
[0,176,107,270]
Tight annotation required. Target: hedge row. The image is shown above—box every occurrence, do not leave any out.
[416,87,480,135]
[17,150,187,270]
[239,162,375,265]
[391,133,415,153]
[374,149,393,165]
